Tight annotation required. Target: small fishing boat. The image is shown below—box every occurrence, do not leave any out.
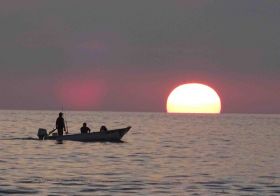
[37,126,131,142]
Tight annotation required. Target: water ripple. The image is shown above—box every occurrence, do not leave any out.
[0,111,279,195]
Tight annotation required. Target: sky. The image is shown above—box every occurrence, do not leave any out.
[0,0,279,113]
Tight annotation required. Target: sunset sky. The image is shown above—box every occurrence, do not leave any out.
[0,0,279,113]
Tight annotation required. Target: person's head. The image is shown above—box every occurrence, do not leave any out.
[59,112,63,117]
[83,122,87,127]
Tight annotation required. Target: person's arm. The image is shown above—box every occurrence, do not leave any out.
[63,119,67,133]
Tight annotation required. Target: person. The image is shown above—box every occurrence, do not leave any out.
[56,112,66,136]
[100,125,108,132]
[80,122,91,134]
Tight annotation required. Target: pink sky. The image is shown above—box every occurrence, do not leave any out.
[0,1,279,113]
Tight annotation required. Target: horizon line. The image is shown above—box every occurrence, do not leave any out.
[0,108,279,115]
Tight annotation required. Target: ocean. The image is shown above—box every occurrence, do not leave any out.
[0,110,279,195]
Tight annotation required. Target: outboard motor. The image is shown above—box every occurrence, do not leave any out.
[37,128,48,140]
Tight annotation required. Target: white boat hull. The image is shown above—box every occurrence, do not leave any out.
[41,126,131,142]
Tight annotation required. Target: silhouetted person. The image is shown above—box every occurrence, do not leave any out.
[100,125,108,132]
[56,112,66,136]
[80,122,91,134]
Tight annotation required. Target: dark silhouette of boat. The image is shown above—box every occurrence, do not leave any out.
[37,126,131,142]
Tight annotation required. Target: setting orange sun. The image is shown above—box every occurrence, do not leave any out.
[167,83,221,113]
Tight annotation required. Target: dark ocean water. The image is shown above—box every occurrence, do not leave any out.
[0,110,279,195]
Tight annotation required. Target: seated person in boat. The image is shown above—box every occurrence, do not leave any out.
[100,125,108,132]
[80,122,91,134]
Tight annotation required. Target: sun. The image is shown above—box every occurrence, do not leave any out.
[167,83,221,113]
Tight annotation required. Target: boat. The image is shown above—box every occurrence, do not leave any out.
[37,126,131,142]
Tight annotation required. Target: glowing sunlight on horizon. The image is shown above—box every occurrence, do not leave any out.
[167,83,221,114]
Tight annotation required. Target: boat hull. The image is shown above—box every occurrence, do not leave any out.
[44,126,131,142]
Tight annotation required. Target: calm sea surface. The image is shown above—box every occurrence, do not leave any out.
[0,110,279,195]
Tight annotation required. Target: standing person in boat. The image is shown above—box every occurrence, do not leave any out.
[80,122,91,134]
[56,112,67,136]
